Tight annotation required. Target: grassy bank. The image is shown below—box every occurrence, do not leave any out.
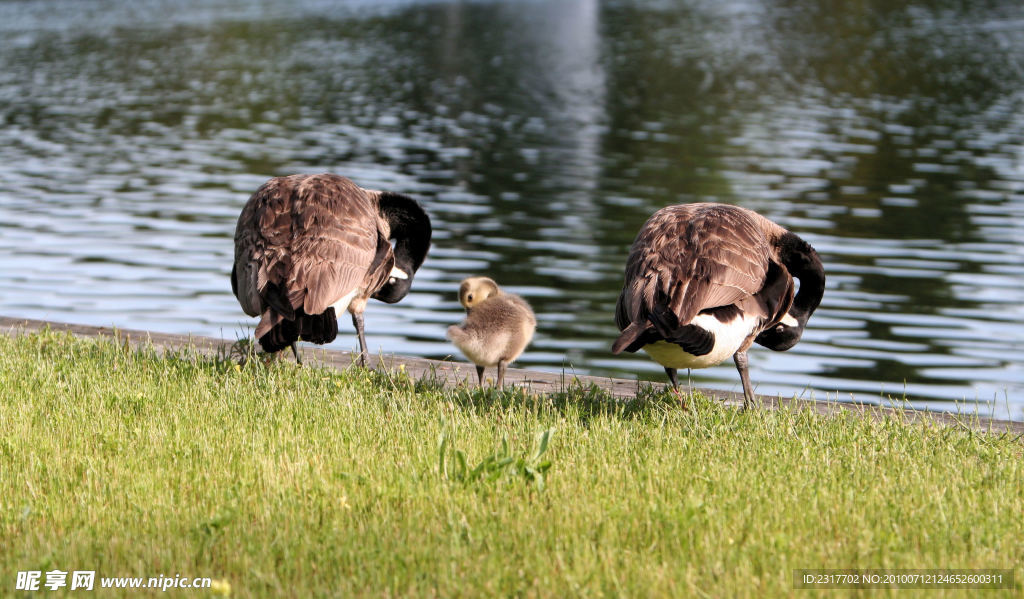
[1,330,1021,597]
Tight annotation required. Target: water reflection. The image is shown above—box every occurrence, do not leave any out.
[0,0,1022,419]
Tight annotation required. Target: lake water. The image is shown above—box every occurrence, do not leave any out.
[1,0,1023,420]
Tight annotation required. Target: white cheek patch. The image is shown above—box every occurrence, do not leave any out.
[389,267,409,280]
[780,313,799,327]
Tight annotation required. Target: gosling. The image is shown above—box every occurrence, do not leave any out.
[447,277,536,389]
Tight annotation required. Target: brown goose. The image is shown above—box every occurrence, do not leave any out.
[231,173,431,364]
[447,277,536,389]
[611,203,825,408]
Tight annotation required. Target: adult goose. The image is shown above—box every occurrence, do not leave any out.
[232,173,431,364]
[611,203,824,408]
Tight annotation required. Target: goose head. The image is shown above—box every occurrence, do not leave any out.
[372,191,432,304]
[755,311,806,351]
[755,231,825,351]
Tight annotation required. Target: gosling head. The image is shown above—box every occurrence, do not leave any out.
[458,276,501,310]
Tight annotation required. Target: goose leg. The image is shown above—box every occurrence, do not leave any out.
[664,367,679,389]
[665,367,687,410]
[476,365,485,387]
[351,311,368,367]
[733,350,755,410]
[497,359,508,390]
[290,342,302,366]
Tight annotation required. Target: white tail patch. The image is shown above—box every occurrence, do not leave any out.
[643,312,759,370]
[390,267,409,280]
[331,289,358,314]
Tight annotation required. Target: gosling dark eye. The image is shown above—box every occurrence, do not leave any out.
[467,294,474,302]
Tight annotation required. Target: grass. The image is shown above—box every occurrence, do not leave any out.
[1,329,1022,597]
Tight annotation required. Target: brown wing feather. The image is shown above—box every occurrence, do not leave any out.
[616,204,772,330]
[233,174,389,336]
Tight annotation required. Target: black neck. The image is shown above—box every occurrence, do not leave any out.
[777,231,825,325]
[378,192,432,272]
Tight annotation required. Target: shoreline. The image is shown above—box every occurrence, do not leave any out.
[2,315,1021,434]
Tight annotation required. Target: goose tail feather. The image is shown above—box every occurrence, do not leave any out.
[611,322,648,354]
[257,307,338,353]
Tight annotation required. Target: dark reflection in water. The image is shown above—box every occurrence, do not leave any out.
[1,0,1022,419]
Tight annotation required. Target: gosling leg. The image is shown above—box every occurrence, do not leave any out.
[497,359,508,390]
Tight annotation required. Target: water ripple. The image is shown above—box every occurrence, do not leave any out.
[1,0,1023,419]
